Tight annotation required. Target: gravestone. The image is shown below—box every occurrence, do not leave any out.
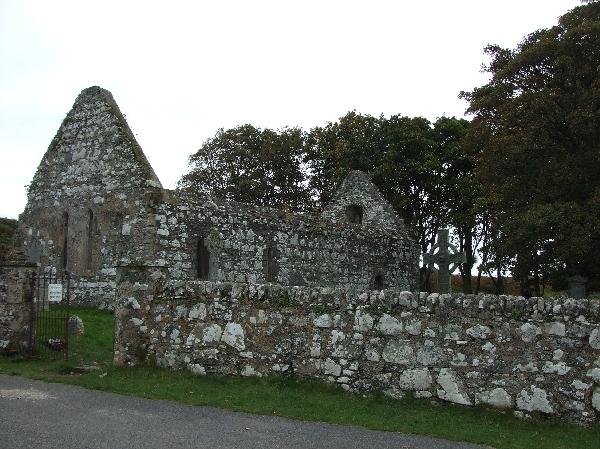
[423,229,465,294]
[568,275,587,299]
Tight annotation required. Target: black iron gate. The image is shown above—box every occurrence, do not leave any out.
[29,270,71,360]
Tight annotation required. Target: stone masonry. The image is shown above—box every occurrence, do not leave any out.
[17,86,419,307]
[113,274,600,424]
[0,254,36,353]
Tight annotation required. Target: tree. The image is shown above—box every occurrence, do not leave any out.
[307,113,473,291]
[178,125,311,213]
[461,2,600,293]
[0,218,17,260]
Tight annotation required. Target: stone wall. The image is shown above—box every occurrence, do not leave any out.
[113,273,600,424]
[19,86,163,307]
[0,259,36,353]
[17,87,419,307]
[152,189,418,293]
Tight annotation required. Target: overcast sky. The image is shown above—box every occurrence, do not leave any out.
[0,0,582,219]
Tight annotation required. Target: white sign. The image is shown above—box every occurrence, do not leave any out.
[47,284,63,303]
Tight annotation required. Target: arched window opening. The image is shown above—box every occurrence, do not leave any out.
[264,244,277,282]
[197,237,210,280]
[85,209,94,272]
[345,204,363,224]
[62,212,69,270]
[374,273,384,290]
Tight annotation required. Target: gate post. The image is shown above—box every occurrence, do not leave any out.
[0,251,38,355]
[113,263,168,367]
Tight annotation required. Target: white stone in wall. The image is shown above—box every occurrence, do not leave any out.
[377,314,402,335]
[221,323,245,350]
[592,387,600,412]
[544,321,566,337]
[518,323,542,343]
[405,319,422,336]
[188,304,207,321]
[516,386,554,414]
[398,368,432,390]
[416,342,444,366]
[552,349,564,361]
[542,361,571,375]
[241,365,258,377]
[201,324,222,344]
[310,341,321,357]
[398,291,413,307]
[313,314,333,328]
[515,361,538,373]
[129,318,143,326]
[126,298,140,309]
[466,324,492,339]
[174,305,188,319]
[590,328,600,349]
[436,368,472,405]
[365,348,380,362]
[323,358,342,376]
[482,342,495,352]
[443,324,462,341]
[121,223,131,235]
[382,340,415,365]
[475,388,512,408]
[587,368,600,383]
[571,380,591,391]
[354,310,374,332]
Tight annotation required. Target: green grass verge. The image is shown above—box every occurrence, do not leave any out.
[1,308,599,449]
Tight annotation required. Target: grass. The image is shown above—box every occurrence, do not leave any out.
[1,308,599,449]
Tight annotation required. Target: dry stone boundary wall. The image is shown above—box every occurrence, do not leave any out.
[113,268,600,424]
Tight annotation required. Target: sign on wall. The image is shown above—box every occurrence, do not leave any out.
[47,284,63,303]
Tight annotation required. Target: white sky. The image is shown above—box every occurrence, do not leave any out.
[0,0,582,219]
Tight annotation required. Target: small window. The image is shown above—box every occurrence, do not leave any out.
[374,274,384,290]
[85,209,94,271]
[345,204,363,224]
[197,237,210,280]
[264,244,278,282]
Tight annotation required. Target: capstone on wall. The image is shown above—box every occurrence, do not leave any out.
[17,86,419,306]
[113,270,600,424]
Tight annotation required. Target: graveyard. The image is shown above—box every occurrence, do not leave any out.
[1,2,600,449]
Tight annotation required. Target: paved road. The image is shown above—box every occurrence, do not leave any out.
[0,375,491,449]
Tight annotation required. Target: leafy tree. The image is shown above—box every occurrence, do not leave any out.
[0,218,17,260]
[307,113,473,291]
[305,111,384,206]
[461,1,600,293]
[179,125,311,213]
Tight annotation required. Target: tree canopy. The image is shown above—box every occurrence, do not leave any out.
[0,218,17,260]
[461,1,600,293]
[178,125,311,212]
[179,2,600,295]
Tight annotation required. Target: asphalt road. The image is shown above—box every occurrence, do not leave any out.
[0,375,491,449]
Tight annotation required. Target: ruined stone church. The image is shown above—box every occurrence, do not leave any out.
[18,86,419,306]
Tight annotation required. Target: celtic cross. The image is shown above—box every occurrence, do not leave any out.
[423,229,466,294]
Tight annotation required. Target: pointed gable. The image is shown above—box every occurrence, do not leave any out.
[321,170,403,230]
[27,86,161,205]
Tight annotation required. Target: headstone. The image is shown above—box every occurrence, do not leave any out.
[68,315,85,336]
[423,229,466,294]
[567,275,587,299]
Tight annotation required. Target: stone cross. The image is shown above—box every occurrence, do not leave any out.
[423,229,466,294]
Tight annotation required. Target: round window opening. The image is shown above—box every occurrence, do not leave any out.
[345,204,363,224]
